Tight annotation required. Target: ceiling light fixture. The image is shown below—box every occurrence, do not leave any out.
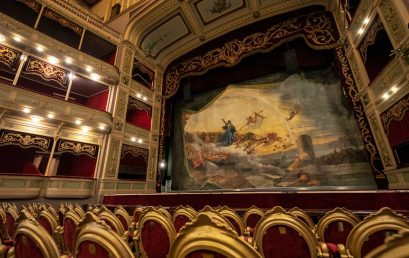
[90,73,100,81]
[22,107,31,113]
[98,124,106,130]
[81,126,90,132]
[13,35,22,42]
[143,96,147,101]
[47,56,59,64]
[382,93,390,100]
[0,34,6,42]
[131,137,136,142]
[75,119,82,125]
[47,113,55,119]
[31,115,42,122]
[136,93,142,98]
[36,45,44,52]
[65,57,72,64]
[86,66,93,72]
[363,17,370,25]
[138,138,143,143]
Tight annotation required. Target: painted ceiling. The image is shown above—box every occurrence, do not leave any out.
[127,0,330,67]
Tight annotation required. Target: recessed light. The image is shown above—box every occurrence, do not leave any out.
[159,160,166,168]
[65,57,72,64]
[86,66,93,72]
[13,35,21,42]
[143,96,147,101]
[391,86,398,93]
[22,107,31,113]
[36,45,44,52]
[382,93,390,100]
[81,126,90,132]
[131,137,136,142]
[90,73,100,81]
[98,124,106,130]
[47,56,59,64]
[358,28,364,34]
[31,115,42,122]
[363,17,370,25]
[47,113,55,119]
[75,119,82,125]
[136,93,142,98]
[138,138,143,143]
[0,34,6,42]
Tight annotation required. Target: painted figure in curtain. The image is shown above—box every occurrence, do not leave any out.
[181,68,376,190]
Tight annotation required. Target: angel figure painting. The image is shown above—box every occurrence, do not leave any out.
[179,68,376,190]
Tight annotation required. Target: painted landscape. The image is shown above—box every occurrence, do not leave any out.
[181,70,376,190]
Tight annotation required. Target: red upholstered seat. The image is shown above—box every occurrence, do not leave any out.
[64,217,77,254]
[141,220,171,258]
[246,213,262,229]
[38,216,53,235]
[77,240,110,258]
[324,221,354,246]
[187,250,227,258]
[14,233,44,258]
[173,214,191,233]
[361,229,398,257]
[6,213,15,240]
[262,225,311,258]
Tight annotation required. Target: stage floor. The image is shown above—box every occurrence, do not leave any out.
[103,190,409,211]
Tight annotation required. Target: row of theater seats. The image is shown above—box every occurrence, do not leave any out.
[0,203,408,258]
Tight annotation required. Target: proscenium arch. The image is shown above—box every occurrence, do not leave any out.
[158,5,386,186]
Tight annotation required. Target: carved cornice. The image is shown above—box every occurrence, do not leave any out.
[17,0,41,12]
[358,16,384,64]
[163,11,337,98]
[57,140,98,157]
[121,144,149,162]
[0,130,52,151]
[0,44,20,69]
[25,57,68,87]
[380,93,409,135]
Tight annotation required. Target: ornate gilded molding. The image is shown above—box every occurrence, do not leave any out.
[133,59,154,89]
[335,45,384,178]
[380,93,409,135]
[42,8,83,35]
[369,115,393,167]
[107,138,120,177]
[358,16,384,64]
[163,11,337,98]
[0,44,19,69]
[127,97,152,115]
[17,0,41,12]
[378,0,406,45]
[0,130,51,151]
[115,90,128,118]
[57,140,97,157]
[25,57,68,87]
[121,144,149,162]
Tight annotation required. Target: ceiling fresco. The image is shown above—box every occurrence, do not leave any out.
[130,0,328,67]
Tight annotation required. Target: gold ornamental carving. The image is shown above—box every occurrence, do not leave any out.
[335,45,385,178]
[163,11,337,98]
[380,94,409,135]
[128,98,152,115]
[107,138,120,177]
[121,145,149,162]
[57,140,97,156]
[43,8,83,35]
[0,44,18,68]
[25,57,68,86]
[18,0,41,12]
[369,115,393,167]
[378,0,406,45]
[0,131,50,151]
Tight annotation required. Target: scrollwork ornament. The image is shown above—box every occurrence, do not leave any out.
[58,140,97,156]
[335,46,385,178]
[380,94,409,135]
[0,132,50,151]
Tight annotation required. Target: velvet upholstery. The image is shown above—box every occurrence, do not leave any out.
[77,240,110,258]
[37,216,53,235]
[14,233,43,258]
[64,217,77,254]
[141,220,171,258]
[246,214,262,229]
[324,221,353,245]
[262,225,310,258]
[6,213,15,239]
[360,229,398,257]
[174,215,191,233]
[187,250,227,258]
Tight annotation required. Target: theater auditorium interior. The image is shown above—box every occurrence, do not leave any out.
[0,0,409,257]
